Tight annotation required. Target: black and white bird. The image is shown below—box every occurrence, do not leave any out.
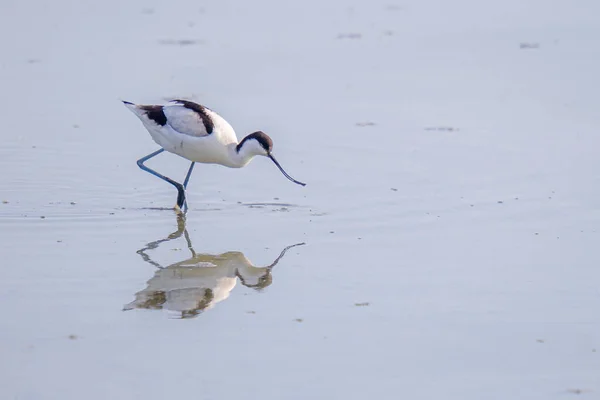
[123,99,305,212]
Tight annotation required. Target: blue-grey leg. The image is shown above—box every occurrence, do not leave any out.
[137,148,186,209]
[181,162,195,212]
[183,162,195,189]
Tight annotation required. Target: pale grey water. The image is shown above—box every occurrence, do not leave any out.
[1,0,599,399]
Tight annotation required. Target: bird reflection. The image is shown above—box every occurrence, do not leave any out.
[124,214,305,319]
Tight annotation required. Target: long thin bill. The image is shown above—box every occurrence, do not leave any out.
[268,155,306,186]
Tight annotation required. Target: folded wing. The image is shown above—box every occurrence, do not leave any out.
[163,100,215,137]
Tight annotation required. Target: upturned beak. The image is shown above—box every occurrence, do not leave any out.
[268,155,306,186]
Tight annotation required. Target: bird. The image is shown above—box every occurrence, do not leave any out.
[125,213,305,318]
[122,99,306,211]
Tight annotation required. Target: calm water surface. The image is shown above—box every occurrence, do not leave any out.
[1,0,598,399]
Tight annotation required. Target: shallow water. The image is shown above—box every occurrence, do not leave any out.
[1,0,599,399]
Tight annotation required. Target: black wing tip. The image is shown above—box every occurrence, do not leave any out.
[122,100,135,106]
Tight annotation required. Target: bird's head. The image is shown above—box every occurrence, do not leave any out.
[237,131,273,157]
[237,131,306,186]
[237,269,274,290]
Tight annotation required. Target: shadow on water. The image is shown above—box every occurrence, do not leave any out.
[124,214,305,319]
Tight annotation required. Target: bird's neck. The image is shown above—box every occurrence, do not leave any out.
[227,143,257,168]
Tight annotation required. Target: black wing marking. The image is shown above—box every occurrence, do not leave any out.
[172,100,214,134]
[139,105,167,126]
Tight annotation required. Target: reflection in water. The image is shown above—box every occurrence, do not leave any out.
[124,215,305,319]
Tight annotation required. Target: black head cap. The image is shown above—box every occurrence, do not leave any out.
[237,131,273,154]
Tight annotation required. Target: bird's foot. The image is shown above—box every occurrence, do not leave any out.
[174,204,184,214]
[175,186,187,213]
[176,187,186,206]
